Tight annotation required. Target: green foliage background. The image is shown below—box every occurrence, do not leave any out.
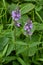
[0,0,43,65]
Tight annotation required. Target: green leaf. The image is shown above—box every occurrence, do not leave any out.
[13,61,19,65]
[0,44,8,58]
[2,44,8,57]
[6,41,15,56]
[12,0,18,2]
[3,56,16,63]
[17,57,26,65]
[4,30,15,56]
[24,0,36,2]
[16,45,27,55]
[37,58,43,61]
[8,4,17,14]
[16,41,27,55]
[35,5,42,11]
[33,22,43,30]
[22,46,37,57]
[0,37,9,51]
[29,42,42,48]
[16,41,39,56]
[28,46,37,56]
[21,3,35,15]
[0,25,3,33]
[16,41,27,45]
[35,11,43,22]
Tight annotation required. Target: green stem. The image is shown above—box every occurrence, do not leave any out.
[35,11,43,23]
[33,10,34,22]
[3,0,6,8]
[14,21,16,51]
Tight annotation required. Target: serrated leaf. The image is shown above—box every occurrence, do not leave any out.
[21,3,35,15]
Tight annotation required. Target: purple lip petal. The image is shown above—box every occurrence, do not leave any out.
[15,22,21,27]
[15,18,19,21]
[14,16,19,21]
[24,26,29,30]
[17,13,21,18]
[27,29,30,32]
[16,24,20,27]
[29,24,33,29]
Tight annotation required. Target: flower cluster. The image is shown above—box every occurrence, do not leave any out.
[12,8,21,21]
[12,8,33,35]
[12,8,21,27]
[24,19,33,35]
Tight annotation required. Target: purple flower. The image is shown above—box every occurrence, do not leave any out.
[15,22,21,27]
[24,19,33,35]
[14,19,21,27]
[12,8,21,21]
[24,26,29,30]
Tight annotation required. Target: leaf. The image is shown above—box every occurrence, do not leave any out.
[8,4,17,14]
[4,30,15,56]
[16,41,40,55]
[37,58,43,61]
[2,44,8,57]
[0,24,3,33]
[35,5,42,11]
[35,11,43,22]
[12,0,18,2]
[13,61,19,65]
[37,0,43,5]
[24,0,36,2]
[29,42,42,48]
[33,22,43,30]
[16,45,27,55]
[16,41,27,55]
[0,37,9,51]
[28,46,37,56]
[17,57,26,65]
[22,46,37,57]
[3,56,16,63]
[0,44,8,58]
[16,41,27,45]
[6,41,15,56]
[21,3,35,15]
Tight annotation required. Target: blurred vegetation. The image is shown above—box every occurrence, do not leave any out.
[0,0,43,65]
